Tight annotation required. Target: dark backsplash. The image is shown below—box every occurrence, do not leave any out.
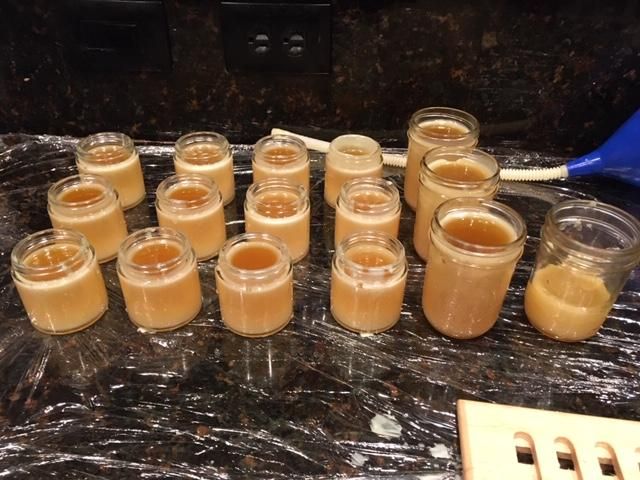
[1,0,639,154]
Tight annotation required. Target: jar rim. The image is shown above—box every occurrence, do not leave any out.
[155,173,220,211]
[337,177,400,216]
[327,134,383,164]
[48,174,114,210]
[253,134,308,167]
[117,227,194,275]
[419,147,500,190]
[245,179,309,216]
[408,106,480,142]
[218,232,292,280]
[174,131,230,158]
[334,231,407,278]
[76,132,135,162]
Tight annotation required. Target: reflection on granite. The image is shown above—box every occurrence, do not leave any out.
[1,1,640,153]
[0,135,638,478]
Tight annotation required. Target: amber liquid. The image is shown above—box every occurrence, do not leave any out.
[168,185,210,207]
[263,146,300,165]
[339,146,369,156]
[182,144,225,165]
[60,185,104,204]
[443,215,514,247]
[132,242,181,266]
[432,161,490,182]
[230,243,280,270]
[418,121,469,139]
[347,247,395,267]
[25,245,80,280]
[350,190,390,213]
[88,145,131,165]
[254,191,298,218]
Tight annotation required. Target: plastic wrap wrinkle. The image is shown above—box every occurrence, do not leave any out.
[0,134,639,479]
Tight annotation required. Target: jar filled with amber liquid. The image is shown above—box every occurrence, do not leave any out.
[404,107,479,210]
[48,174,128,263]
[156,173,226,261]
[524,200,640,342]
[414,147,499,261]
[244,179,310,263]
[76,132,146,210]
[215,233,293,337]
[331,231,407,333]
[324,134,383,208]
[422,198,526,339]
[117,227,202,332]
[11,228,108,334]
[174,131,236,205]
[335,177,401,245]
[252,135,310,191]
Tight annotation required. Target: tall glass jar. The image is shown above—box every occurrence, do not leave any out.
[244,179,310,263]
[324,134,383,208]
[11,228,108,334]
[334,177,401,245]
[155,173,226,261]
[252,134,310,191]
[404,107,479,210]
[524,200,640,342]
[331,231,407,333]
[414,147,499,261]
[174,131,236,205]
[76,132,146,210]
[422,198,526,339]
[48,174,128,263]
[117,227,202,332]
[215,233,293,337]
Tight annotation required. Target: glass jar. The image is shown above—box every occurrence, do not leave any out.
[47,174,128,263]
[331,231,407,333]
[324,134,383,208]
[155,173,226,261]
[76,132,146,210]
[117,227,202,332]
[422,198,526,339]
[174,131,236,205]
[11,228,108,334]
[335,177,401,246]
[244,179,310,263]
[524,200,640,342]
[404,107,480,210]
[252,134,309,191]
[414,147,499,261]
[215,233,293,337]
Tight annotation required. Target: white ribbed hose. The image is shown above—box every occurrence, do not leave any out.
[270,128,569,181]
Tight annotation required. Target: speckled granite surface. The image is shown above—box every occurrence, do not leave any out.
[1,1,639,152]
[0,135,638,478]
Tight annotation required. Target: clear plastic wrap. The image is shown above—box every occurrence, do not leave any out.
[0,134,638,479]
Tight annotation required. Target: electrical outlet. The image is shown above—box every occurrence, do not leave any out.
[221,2,331,74]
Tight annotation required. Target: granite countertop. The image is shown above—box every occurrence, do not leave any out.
[0,134,638,479]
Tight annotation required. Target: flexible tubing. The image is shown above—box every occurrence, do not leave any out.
[271,128,569,181]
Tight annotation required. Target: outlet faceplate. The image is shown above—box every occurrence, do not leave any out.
[221,2,331,74]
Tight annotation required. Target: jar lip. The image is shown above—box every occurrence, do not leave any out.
[328,134,383,162]
[245,179,309,215]
[408,106,480,141]
[335,231,406,276]
[118,227,193,275]
[432,198,527,257]
[156,173,220,210]
[218,232,291,279]
[48,174,114,209]
[174,131,230,157]
[253,134,308,166]
[545,200,640,264]
[76,132,135,160]
[337,177,400,215]
[420,147,500,189]
[11,228,91,277]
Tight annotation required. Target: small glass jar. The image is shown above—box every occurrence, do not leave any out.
[47,174,128,263]
[422,198,526,339]
[76,132,146,210]
[324,134,383,208]
[11,228,108,334]
[335,177,401,246]
[244,179,310,262]
[215,233,293,337]
[524,200,640,342]
[414,147,499,261]
[117,227,202,332]
[174,131,236,205]
[331,231,407,333]
[404,107,480,210]
[252,134,310,191]
[155,173,226,261]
